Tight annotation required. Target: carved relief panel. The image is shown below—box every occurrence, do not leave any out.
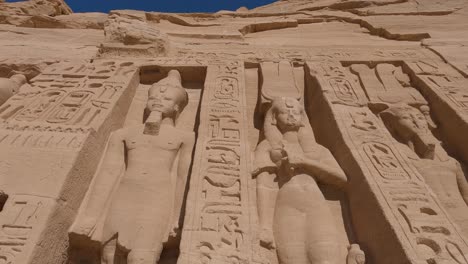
[347,63,426,111]
[1,60,135,130]
[178,61,257,264]
[307,61,468,264]
[0,59,139,264]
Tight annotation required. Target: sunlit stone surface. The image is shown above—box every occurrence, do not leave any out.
[1,0,468,263]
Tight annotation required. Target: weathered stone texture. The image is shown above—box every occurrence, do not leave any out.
[0,0,468,264]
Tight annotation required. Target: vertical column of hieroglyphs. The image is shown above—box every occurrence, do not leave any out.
[306,61,468,264]
[405,60,468,165]
[178,61,256,264]
[0,60,138,263]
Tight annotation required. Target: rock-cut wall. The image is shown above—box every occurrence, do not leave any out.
[1,0,468,263]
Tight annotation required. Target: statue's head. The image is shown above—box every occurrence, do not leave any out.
[380,104,430,141]
[146,70,188,119]
[270,97,304,133]
[380,104,436,159]
[10,74,27,87]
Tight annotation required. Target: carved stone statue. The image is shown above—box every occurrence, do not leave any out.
[380,103,468,238]
[0,74,26,105]
[253,97,348,264]
[70,70,195,264]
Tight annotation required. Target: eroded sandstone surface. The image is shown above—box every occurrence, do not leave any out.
[1,0,468,263]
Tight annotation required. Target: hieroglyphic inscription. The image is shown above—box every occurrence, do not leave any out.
[140,57,207,67]
[0,124,88,149]
[0,195,50,264]
[177,47,428,65]
[416,74,468,115]
[348,63,426,108]
[308,62,367,106]
[340,103,468,264]
[0,59,139,264]
[309,61,468,263]
[363,142,410,181]
[179,61,255,264]
[0,60,137,149]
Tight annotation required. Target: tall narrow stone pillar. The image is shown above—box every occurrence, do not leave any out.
[178,61,258,264]
[306,61,468,264]
[0,60,138,263]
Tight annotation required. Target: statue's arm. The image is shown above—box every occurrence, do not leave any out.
[253,140,278,249]
[172,131,195,231]
[301,158,347,188]
[256,171,278,249]
[288,145,347,189]
[252,140,277,177]
[71,130,126,235]
[455,161,468,205]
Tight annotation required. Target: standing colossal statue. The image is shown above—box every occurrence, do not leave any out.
[380,103,468,238]
[253,97,349,264]
[70,70,195,264]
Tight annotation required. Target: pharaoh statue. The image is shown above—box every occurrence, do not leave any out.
[0,74,27,105]
[253,97,349,264]
[70,70,195,264]
[380,103,468,238]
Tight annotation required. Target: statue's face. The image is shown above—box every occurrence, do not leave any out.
[391,107,430,140]
[147,86,184,116]
[274,99,303,131]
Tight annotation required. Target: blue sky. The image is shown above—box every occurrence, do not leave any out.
[8,0,276,13]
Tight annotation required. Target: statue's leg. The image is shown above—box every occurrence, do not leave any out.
[303,178,343,264]
[102,239,117,264]
[127,232,164,264]
[274,180,310,264]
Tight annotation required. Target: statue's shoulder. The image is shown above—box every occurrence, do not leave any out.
[165,126,195,143]
[177,128,196,143]
[255,139,272,153]
[112,125,143,140]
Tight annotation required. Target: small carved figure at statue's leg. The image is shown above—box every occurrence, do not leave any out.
[101,239,117,264]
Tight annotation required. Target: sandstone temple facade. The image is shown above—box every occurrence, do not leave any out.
[1,0,468,263]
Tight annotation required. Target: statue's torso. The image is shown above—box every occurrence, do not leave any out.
[102,124,187,246]
[122,124,183,183]
[399,144,463,205]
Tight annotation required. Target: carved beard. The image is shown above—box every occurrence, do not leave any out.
[411,132,436,160]
[144,111,162,135]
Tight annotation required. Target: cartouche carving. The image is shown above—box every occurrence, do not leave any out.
[253,97,348,264]
[70,70,195,264]
[380,103,468,238]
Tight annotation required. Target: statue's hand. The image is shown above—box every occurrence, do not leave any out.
[283,145,305,169]
[259,228,276,250]
[270,147,284,166]
[169,222,180,238]
[73,216,97,236]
